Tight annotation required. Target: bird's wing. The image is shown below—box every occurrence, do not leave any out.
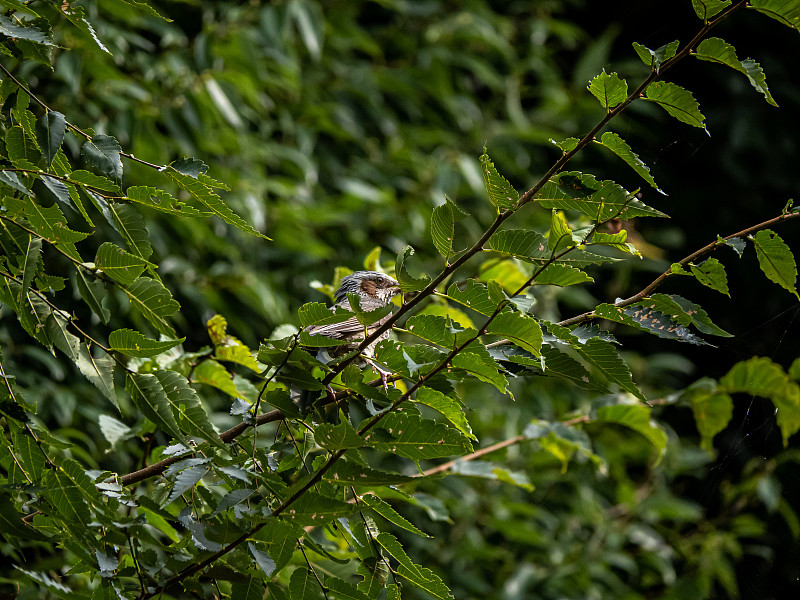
[305,301,393,341]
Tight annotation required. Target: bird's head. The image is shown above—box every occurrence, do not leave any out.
[334,271,401,305]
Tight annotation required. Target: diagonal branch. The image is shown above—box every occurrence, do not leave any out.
[558,209,800,328]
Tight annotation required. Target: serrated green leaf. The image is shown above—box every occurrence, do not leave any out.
[165,464,208,506]
[298,302,353,328]
[23,198,87,258]
[76,344,117,408]
[536,171,667,220]
[108,329,183,358]
[376,532,454,599]
[123,278,180,336]
[535,263,594,286]
[193,359,239,397]
[549,209,575,252]
[19,234,41,300]
[95,242,150,285]
[596,132,664,193]
[415,386,475,440]
[325,576,372,600]
[323,462,417,486]
[587,70,628,109]
[75,268,110,324]
[405,314,478,349]
[551,137,579,153]
[445,280,504,317]
[395,245,431,292]
[107,202,153,261]
[0,15,55,45]
[594,303,710,345]
[486,312,543,356]
[489,229,619,267]
[632,40,679,71]
[452,346,510,394]
[364,411,473,459]
[691,0,732,20]
[288,567,324,600]
[639,293,732,337]
[231,578,267,600]
[592,231,641,257]
[43,469,91,527]
[750,0,800,31]
[35,111,66,167]
[577,337,644,400]
[69,170,121,194]
[751,229,799,298]
[81,135,123,183]
[127,373,187,443]
[10,428,46,481]
[44,312,80,360]
[315,420,364,450]
[126,185,207,216]
[281,491,355,525]
[479,150,517,210]
[5,124,40,168]
[720,357,800,446]
[167,165,266,239]
[431,196,467,259]
[694,38,777,106]
[644,81,707,131]
[689,257,730,296]
[359,494,431,537]
[596,403,667,458]
[0,169,34,196]
[684,380,733,452]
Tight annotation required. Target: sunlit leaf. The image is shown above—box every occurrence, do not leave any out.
[95,242,150,285]
[596,132,664,193]
[479,150,517,210]
[596,403,667,458]
[689,257,730,296]
[123,278,180,336]
[691,0,732,20]
[695,38,777,106]
[632,40,679,71]
[644,81,707,132]
[751,229,799,299]
[415,386,475,440]
[395,245,431,292]
[363,411,473,459]
[576,338,645,401]
[587,70,627,109]
[749,0,800,31]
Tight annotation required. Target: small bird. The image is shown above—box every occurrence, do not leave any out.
[299,271,401,408]
[305,270,401,359]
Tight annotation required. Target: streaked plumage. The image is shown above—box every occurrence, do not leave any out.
[305,271,401,360]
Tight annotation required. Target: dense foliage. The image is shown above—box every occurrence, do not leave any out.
[1,1,799,599]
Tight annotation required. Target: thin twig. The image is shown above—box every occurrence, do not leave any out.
[421,415,590,477]
[558,210,800,328]
[0,62,165,170]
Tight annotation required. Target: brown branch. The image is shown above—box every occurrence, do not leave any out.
[420,415,590,477]
[558,209,800,328]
